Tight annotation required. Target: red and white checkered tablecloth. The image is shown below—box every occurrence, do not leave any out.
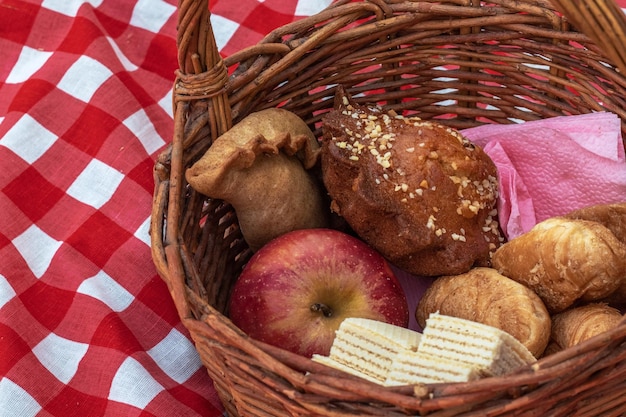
[2,1,626,416]
[0,0,332,416]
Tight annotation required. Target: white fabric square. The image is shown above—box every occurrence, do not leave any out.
[122,109,166,155]
[66,159,124,209]
[5,45,54,84]
[295,0,333,15]
[12,225,63,279]
[0,114,58,164]
[129,0,176,33]
[158,89,173,119]
[57,55,113,103]
[76,271,134,312]
[0,378,42,417]
[41,0,103,17]
[209,14,240,52]
[32,333,89,384]
[108,357,164,409]
[105,37,138,71]
[0,274,17,309]
[134,216,151,247]
[147,329,202,384]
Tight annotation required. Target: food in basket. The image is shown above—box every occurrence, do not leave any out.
[312,317,422,383]
[414,267,551,357]
[320,86,503,276]
[563,202,626,302]
[492,217,626,313]
[185,108,328,252]
[563,202,626,242]
[545,303,624,355]
[416,313,537,377]
[385,350,480,385]
[227,228,409,358]
[314,313,536,386]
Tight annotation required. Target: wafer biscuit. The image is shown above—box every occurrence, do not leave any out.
[313,317,421,382]
[419,312,536,377]
[385,350,480,386]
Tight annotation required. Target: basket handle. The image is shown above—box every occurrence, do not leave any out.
[550,0,626,75]
[174,0,232,136]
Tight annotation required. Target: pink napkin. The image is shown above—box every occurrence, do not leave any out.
[461,112,626,240]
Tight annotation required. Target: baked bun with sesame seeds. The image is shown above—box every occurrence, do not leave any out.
[320,86,503,276]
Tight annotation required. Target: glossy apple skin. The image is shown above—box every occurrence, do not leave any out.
[228,228,409,357]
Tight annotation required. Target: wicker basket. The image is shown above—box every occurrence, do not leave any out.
[151,0,626,415]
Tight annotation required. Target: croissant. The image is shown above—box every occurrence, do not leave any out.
[564,202,626,242]
[548,303,624,353]
[563,202,626,303]
[415,267,551,357]
[492,217,626,313]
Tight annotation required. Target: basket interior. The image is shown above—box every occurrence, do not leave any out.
[174,0,626,316]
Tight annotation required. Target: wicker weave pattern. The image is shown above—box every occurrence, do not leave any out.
[151,0,626,415]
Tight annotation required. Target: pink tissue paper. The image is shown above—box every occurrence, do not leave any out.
[462,112,626,240]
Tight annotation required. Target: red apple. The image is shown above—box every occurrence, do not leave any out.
[228,228,409,358]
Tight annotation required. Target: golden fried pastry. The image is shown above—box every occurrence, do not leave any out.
[320,86,503,276]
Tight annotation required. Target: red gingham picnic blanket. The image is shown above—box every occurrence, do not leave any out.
[0,0,332,415]
[1,1,624,416]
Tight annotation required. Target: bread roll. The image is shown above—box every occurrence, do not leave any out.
[492,217,626,313]
[320,86,503,276]
[549,303,624,353]
[415,267,551,357]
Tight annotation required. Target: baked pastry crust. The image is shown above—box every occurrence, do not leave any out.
[564,202,626,302]
[415,267,551,357]
[548,303,624,353]
[492,217,626,313]
[320,87,502,276]
[186,108,328,251]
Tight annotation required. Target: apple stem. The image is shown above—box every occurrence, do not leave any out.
[310,303,333,318]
